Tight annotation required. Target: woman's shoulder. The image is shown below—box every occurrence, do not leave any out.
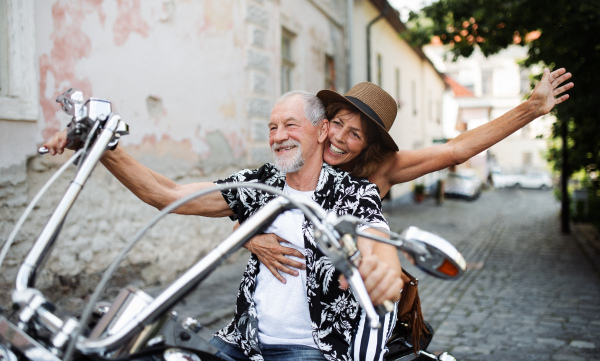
[368,152,397,185]
[326,164,376,188]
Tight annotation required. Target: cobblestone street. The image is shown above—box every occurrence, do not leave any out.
[386,188,600,360]
[175,188,600,360]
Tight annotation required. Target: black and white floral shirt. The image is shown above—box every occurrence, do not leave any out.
[214,163,387,361]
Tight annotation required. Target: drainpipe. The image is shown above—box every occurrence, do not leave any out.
[366,3,389,82]
[346,0,354,89]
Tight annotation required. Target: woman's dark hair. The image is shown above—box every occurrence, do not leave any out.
[325,102,394,178]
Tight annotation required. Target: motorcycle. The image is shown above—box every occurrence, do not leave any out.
[0,90,466,361]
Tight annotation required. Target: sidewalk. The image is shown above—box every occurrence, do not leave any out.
[572,222,600,275]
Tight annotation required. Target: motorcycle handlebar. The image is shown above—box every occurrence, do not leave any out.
[75,184,389,354]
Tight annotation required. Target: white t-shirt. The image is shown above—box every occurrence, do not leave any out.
[253,184,317,347]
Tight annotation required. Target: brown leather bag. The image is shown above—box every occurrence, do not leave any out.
[396,270,429,352]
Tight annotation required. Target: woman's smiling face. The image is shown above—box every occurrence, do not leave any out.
[323,109,368,166]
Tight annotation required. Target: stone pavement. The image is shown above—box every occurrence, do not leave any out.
[384,188,600,361]
[169,188,600,360]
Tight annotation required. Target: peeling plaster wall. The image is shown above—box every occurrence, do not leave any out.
[34,0,266,160]
[0,0,353,306]
[0,0,285,305]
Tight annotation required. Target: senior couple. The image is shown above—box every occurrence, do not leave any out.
[44,68,572,361]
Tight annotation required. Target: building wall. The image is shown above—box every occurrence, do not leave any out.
[280,0,348,93]
[490,137,550,173]
[351,0,446,202]
[1,0,443,303]
[0,0,349,302]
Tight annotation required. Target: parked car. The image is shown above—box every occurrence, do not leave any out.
[490,170,518,188]
[516,172,553,190]
[444,170,483,200]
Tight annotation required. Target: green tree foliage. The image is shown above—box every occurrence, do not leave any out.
[406,0,600,218]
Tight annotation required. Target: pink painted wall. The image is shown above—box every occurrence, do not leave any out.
[34,0,275,164]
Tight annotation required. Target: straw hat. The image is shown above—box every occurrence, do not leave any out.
[317,82,399,151]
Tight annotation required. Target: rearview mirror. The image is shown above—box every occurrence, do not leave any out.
[400,226,467,279]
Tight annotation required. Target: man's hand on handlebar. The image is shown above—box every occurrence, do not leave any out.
[243,233,306,284]
[43,129,69,156]
[339,254,403,307]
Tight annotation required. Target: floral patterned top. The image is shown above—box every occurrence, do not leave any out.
[214,163,387,361]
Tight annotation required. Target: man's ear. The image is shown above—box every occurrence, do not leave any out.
[317,119,329,143]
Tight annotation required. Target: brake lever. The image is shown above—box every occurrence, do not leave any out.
[39,91,129,155]
[339,214,431,257]
[56,88,85,118]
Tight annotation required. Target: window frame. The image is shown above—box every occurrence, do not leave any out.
[324,54,336,91]
[281,28,295,94]
[0,0,38,122]
[376,53,382,87]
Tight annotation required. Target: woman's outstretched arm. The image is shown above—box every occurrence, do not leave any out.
[379,68,573,192]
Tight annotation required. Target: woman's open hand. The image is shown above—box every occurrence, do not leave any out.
[244,233,306,284]
[531,68,574,116]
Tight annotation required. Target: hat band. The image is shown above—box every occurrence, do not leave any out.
[346,96,386,129]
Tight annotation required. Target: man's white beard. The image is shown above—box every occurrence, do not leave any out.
[272,140,304,173]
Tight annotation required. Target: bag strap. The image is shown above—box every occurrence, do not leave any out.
[397,270,430,352]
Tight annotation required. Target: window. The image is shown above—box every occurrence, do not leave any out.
[523,152,533,166]
[281,29,295,94]
[481,70,493,96]
[428,93,433,122]
[395,68,401,108]
[411,80,417,115]
[0,0,8,97]
[376,54,382,87]
[0,0,38,121]
[520,69,531,95]
[325,55,336,91]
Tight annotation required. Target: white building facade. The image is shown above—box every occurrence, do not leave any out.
[426,43,554,180]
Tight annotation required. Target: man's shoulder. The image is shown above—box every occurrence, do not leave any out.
[236,162,278,175]
[218,163,282,182]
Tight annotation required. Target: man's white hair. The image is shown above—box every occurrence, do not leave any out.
[275,90,326,126]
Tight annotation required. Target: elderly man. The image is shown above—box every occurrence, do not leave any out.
[44,90,403,361]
